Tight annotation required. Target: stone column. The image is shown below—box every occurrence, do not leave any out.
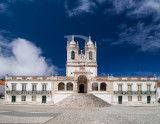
[65,84,67,91]
[74,82,77,93]
[98,83,100,91]
[87,81,92,93]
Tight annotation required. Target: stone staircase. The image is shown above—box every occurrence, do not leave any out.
[56,93,111,108]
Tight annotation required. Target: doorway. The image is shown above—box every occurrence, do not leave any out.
[147,96,151,104]
[79,84,84,93]
[42,96,46,103]
[118,96,122,104]
[12,96,16,103]
[77,75,87,93]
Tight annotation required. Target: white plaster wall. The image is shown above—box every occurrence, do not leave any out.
[6,80,52,91]
[93,94,111,103]
[54,94,72,104]
[67,66,97,77]
[113,81,156,91]
[157,87,160,100]
[5,80,52,103]
[114,95,156,104]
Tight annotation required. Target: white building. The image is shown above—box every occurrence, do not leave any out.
[5,35,158,105]
[157,82,160,101]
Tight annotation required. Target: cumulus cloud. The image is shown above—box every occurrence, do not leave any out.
[65,0,96,17]
[0,34,58,77]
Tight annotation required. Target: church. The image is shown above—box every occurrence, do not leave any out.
[5,35,157,105]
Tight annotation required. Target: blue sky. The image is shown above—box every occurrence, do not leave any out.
[0,0,160,79]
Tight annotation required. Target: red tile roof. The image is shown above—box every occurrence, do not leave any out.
[157,82,160,87]
[0,79,5,85]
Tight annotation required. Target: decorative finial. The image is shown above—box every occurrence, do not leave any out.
[95,41,97,46]
[77,41,78,46]
[154,74,156,77]
[89,35,91,41]
[108,74,109,76]
[72,35,74,41]
[81,50,83,54]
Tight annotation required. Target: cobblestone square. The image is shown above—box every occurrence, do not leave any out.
[0,102,160,124]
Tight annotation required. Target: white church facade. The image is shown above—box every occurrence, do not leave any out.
[5,36,157,105]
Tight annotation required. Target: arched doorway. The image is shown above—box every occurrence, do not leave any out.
[79,84,84,93]
[77,75,87,93]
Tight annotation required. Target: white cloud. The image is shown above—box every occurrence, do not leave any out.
[108,0,136,14]
[112,23,160,52]
[65,0,96,17]
[0,0,34,15]
[0,35,58,77]
[0,3,8,14]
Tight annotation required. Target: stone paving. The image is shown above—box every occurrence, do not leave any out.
[0,101,160,124]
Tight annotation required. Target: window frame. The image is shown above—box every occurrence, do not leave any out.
[42,84,47,91]
[138,96,142,101]
[22,96,26,101]
[12,84,16,91]
[128,96,132,101]
[89,51,92,60]
[32,84,37,91]
[22,84,26,91]
[71,51,75,60]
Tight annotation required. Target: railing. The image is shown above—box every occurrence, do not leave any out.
[114,91,156,94]
[6,90,52,94]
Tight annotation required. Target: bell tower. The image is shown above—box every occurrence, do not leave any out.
[66,35,97,77]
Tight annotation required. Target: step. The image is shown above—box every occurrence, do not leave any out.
[56,93,111,108]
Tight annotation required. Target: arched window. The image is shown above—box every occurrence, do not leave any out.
[100,83,106,91]
[67,82,73,91]
[89,51,92,60]
[92,83,98,91]
[58,82,65,91]
[71,51,75,60]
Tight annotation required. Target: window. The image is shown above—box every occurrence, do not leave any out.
[22,84,26,91]
[89,51,92,60]
[92,83,98,91]
[138,96,142,101]
[128,96,132,101]
[118,85,122,91]
[128,85,132,91]
[137,85,142,91]
[42,84,47,91]
[22,96,26,101]
[100,83,106,91]
[67,82,73,91]
[58,82,65,91]
[71,51,75,60]
[32,96,36,101]
[12,84,16,91]
[147,85,151,91]
[32,84,37,91]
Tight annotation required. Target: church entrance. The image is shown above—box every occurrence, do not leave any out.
[77,75,87,93]
[79,84,84,93]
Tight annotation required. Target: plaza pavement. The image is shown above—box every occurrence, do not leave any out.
[0,100,160,124]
